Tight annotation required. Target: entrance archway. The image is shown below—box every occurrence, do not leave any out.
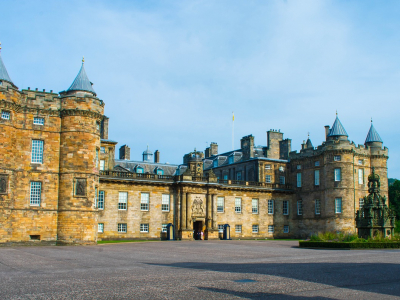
[193,221,203,240]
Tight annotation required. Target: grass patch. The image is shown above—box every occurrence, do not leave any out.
[97,240,158,244]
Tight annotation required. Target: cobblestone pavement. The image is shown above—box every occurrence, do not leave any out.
[0,240,400,299]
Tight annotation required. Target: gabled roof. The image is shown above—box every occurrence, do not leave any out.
[67,61,96,95]
[0,50,13,84]
[328,116,348,137]
[365,122,383,143]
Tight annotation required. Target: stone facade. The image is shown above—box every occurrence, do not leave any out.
[0,53,390,245]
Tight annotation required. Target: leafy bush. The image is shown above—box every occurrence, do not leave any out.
[308,231,399,243]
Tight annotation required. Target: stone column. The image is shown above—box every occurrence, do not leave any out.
[186,193,191,229]
[181,191,187,230]
[176,190,181,231]
[207,193,212,228]
[212,194,217,229]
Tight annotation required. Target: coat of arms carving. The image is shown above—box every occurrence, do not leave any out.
[191,197,205,216]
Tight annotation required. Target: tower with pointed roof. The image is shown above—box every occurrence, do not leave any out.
[57,58,105,244]
[0,42,17,89]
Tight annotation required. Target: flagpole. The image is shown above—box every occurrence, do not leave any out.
[232,112,234,150]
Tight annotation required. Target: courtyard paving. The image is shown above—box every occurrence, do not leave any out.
[0,240,400,299]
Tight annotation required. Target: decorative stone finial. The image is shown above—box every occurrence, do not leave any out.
[0,42,2,52]
[82,56,85,64]
[371,117,373,123]
[336,110,338,116]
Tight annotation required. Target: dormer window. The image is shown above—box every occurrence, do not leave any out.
[156,169,164,175]
[213,160,218,167]
[228,156,233,164]
[136,166,144,174]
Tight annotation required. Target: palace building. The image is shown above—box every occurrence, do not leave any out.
[0,47,390,245]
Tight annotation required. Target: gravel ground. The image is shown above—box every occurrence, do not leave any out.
[0,240,399,299]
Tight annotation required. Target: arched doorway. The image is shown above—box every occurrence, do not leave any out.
[193,220,203,240]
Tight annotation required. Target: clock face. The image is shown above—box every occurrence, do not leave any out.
[196,163,201,172]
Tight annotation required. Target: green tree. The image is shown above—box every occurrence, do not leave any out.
[389,180,400,232]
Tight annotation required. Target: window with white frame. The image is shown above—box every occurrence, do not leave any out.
[315,161,320,167]
[268,200,274,214]
[235,225,242,233]
[283,225,289,233]
[136,167,144,174]
[118,223,127,233]
[358,159,363,165]
[1,111,10,120]
[297,165,301,170]
[218,224,224,233]
[335,198,342,214]
[30,181,41,206]
[141,193,149,211]
[334,168,341,181]
[268,225,274,233]
[315,199,321,215]
[252,225,259,233]
[118,192,127,210]
[265,175,271,183]
[97,190,104,209]
[217,197,224,212]
[156,169,164,175]
[33,117,44,125]
[235,198,241,213]
[265,164,271,170]
[314,170,320,186]
[252,199,258,214]
[140,223,149,233]
[279,166,284,172]
[283,200,289,215]
[98,223,104,233]
[96,122,100,131]
[100,146,105,153]
[297,173,302,187]
[100,160,105,171]
[358,169,364,184]
[334,155,341,161]
[162,224,168,233]
[359,198,364,209]
[31,140,44,163]
[162,194,170,211]
[279,176,285,184]
[95,187,98,208]
[297,200,303,216]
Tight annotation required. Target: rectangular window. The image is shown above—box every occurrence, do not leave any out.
[31,140,44,163]
[98,223,104,233]
[140,192,149,211]
[334,168,341,182]
[100,146,105,153]
[359,198,364,209]
[283,225,289,233]
[118,192,127,210]
[140,223,149,233]
[265,164,271,170]
[268,225,274,233]
[279,176,285,184]
[33,117,44,125]
[315,161,320,167]
[95,187,98,208]
[162,194,170,211]
[30,182,41,206]
[162,224,168,233]
[283,200,289,215]
[252,225,259,233]
[314,170,320,186]
[228,156,233,164]
[218,224,224,233]
[236,171,242,181]
[297,200,303,216]
[297,173,302,187]
[97,190,104,209]
[100,160,105,171]
[213,160,218,167]
[235,198,241,213]
[252,199,258,214]
[118,223,127,233]
[1,111,10,120]
[297,165,301,170]
[223,175,228,180]
[358,169,364,184]
[268,200,274,214]
[315,199,321,215]
[335,198,342,213]
[217,197,224,212]
[358,159,363,165]
[265,175,271,183]
[334,155,341,161]
[279,166,284,172]
[235,225,242,233]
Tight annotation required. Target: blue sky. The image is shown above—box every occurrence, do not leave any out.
[1,0,400,177]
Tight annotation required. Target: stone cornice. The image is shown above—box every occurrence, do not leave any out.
[60,109,103,120]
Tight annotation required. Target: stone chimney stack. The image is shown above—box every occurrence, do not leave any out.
[154,150,160,163]
[119,145,130,160]
[324,126,330,141]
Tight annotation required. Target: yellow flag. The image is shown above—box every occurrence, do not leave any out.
[232,112,234,121]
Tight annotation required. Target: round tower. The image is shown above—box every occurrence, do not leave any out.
[57,58,104,244]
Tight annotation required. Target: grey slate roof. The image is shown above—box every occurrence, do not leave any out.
[67,63,96,95]
[114,159,180,176]
[0,53,13,84]
[328,116,348,137]
[306,138,313,148]
[365,123,383,143]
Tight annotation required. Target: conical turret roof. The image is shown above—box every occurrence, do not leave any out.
[328,115,348,137]
[306,138,313,148]
[365,121,383,143]
[0,45,14,85]
[67,59,96,95]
